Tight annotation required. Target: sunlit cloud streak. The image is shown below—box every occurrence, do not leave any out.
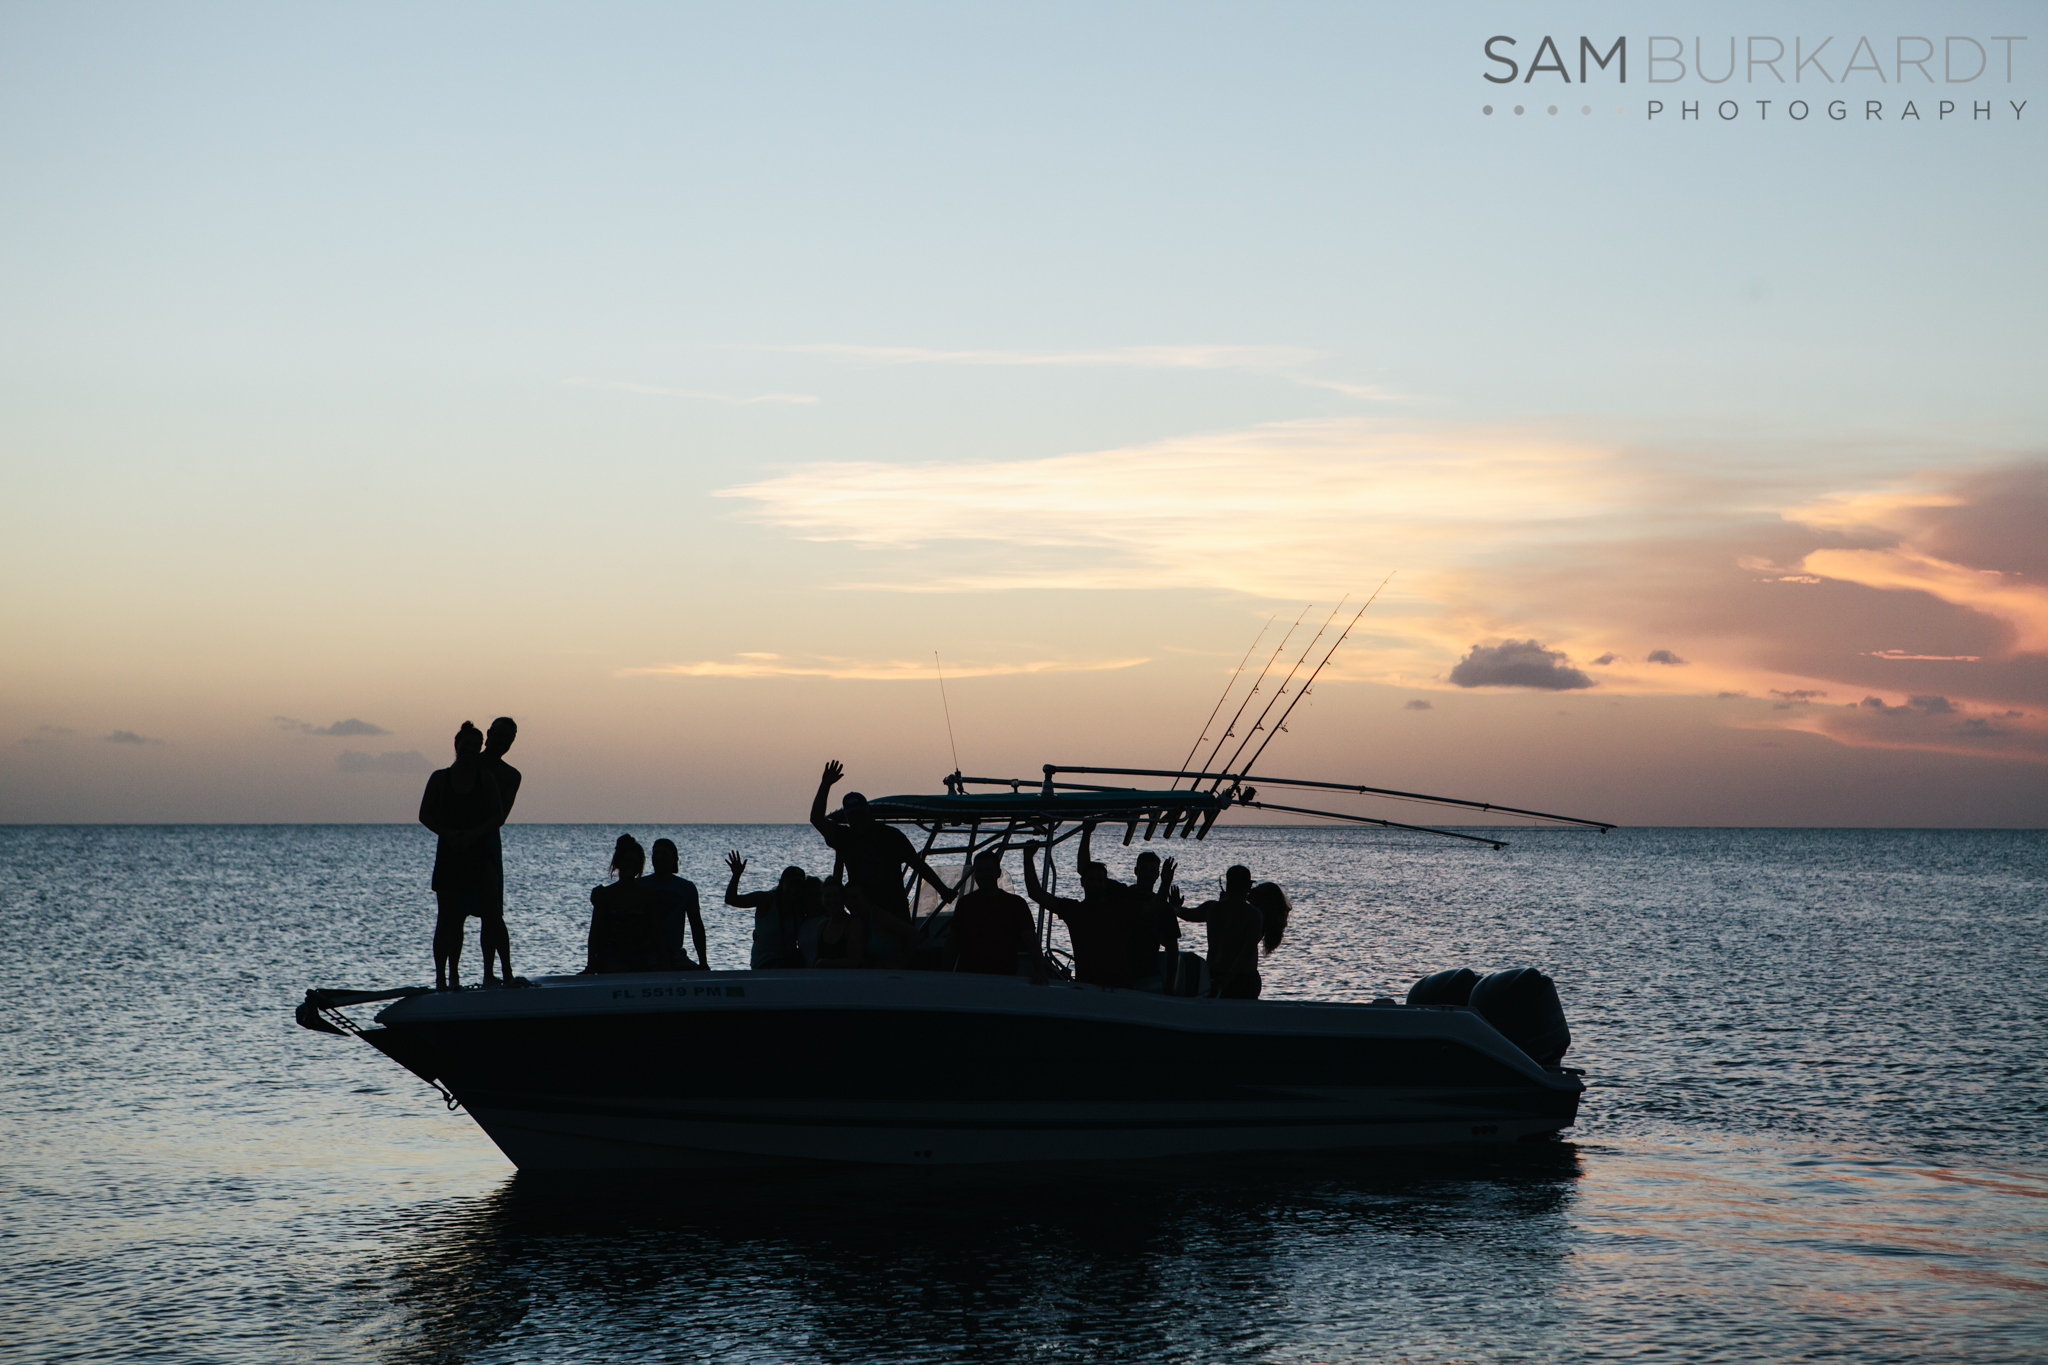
[717,420,2048,761]
[624,653,1149,681]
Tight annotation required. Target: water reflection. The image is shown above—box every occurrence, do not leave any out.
[382,1147,1583,1364]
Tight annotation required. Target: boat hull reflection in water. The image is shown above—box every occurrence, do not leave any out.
[357,971,1583,1169]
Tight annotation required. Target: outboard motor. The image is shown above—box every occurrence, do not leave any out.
[1468,967,1571,1065]
[1406,967,1479,1006]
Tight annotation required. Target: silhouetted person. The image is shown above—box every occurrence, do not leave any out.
[810,760,955,965]
[1179,866,1291,999]
[949,849,1039,977]
[1125,850,1182,992]
[724,853,807,969]
[479,716,522,984]
[810,878,868,968]
[649,838,708,970]
[419,722,503,991]
[1078,824,1178,992]
[1020,835,1136,988]
[586,835,661,973]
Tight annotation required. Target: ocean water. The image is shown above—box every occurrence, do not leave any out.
[1,824,2043,1363]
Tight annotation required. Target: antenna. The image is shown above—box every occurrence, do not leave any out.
[934,651,962,777]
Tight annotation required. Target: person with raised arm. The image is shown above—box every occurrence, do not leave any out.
[1177,865,1291,999]
[1076,824,1178,992]
[809,760,955,966]
[418,721,503,991]
[648,838,708,970]
[723,851,807,969]
[1019,829,1137,989]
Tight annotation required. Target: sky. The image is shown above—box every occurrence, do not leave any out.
[2,2,2044,826]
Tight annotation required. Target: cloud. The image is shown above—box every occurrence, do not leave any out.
[274,715,392,736]
[38,724,75,734]
[565,377,818,405]
[1448,640,1595,691]
[718,417,1622,600]
[1770,689,1827,701]
[104,730,154,745]
[1853,694,1955,715]
[1402,699,1434,710]
[336,750,431,774]
[1788,466,2048,654]
[624,653,1149,682]
[313,718,389,737]
[718,412,2046,760]
[1776,693,2048,761]
[1645,649,1689,666]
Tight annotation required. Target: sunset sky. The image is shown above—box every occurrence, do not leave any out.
[3,3,2044,826]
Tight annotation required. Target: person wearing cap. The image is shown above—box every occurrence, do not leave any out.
[809,760,956,963]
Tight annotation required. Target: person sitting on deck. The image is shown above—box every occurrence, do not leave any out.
[585,835,661,974]
[949,849,1039,977]
[809,760,956,967]
[723,852,807,969]
[1019,835,1137,989]
[647,838,708,970]
[809,877,868,969]
[1177,865,1291,999]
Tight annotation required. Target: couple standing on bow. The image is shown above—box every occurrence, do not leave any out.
[417,717,522,990]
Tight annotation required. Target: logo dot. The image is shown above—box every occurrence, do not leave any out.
[1581,105,1591,115]
[1514,104,1524,115]
[1547,105,1558,115]
[1483,104,1494,115]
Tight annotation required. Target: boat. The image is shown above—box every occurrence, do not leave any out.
[298,763,1608,1170]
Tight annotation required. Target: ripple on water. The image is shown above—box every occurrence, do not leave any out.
[1,825,2043,1363]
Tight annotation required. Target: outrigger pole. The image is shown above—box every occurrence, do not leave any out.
[1045,765,1612,833]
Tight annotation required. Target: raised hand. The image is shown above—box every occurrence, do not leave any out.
[822,759,845,786]
[1160,856,1178,888]
[725,850,746,880]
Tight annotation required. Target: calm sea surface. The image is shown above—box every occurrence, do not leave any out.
[2,825,2043,1363]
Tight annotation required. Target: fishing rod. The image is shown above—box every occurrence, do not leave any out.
[1195,605,1308,779]
[1170,617,1271,790]
[1234,572,1392,779]
[1210,597,1349,788]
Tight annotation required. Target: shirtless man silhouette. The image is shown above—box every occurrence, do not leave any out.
[479,717,521,983]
